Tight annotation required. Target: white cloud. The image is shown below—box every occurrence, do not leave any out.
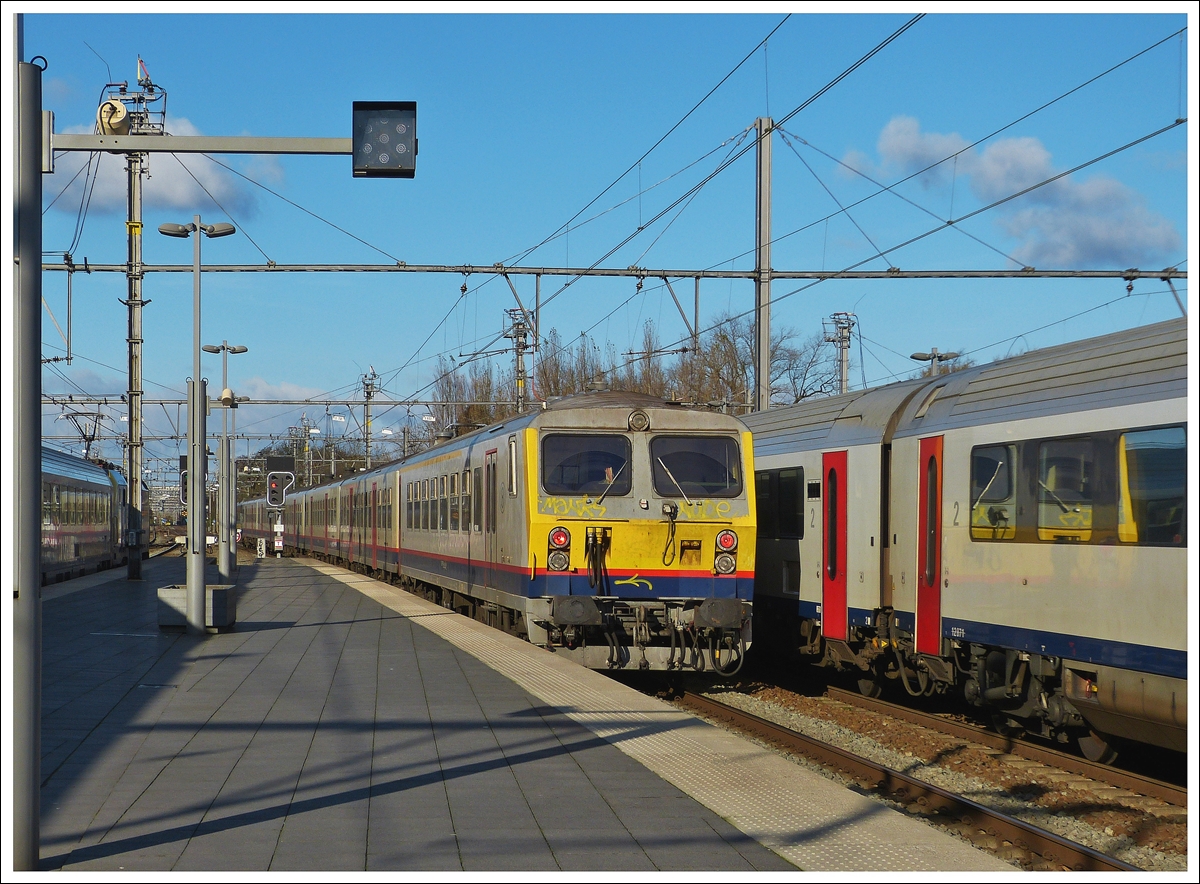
[45,117,268,218]
[848,116,1181,268]
[875,115,970,189]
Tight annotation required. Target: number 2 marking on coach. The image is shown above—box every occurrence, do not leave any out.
[953,501,960,526]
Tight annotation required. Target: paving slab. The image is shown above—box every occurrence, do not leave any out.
[38,557,797,871]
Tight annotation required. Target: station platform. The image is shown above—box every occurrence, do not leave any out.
[36,555,1013,872]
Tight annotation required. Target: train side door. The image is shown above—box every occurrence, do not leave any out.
[821,450,849,642]
[371,482,378,570]
[916,435,944,656]
[484,449,499,589]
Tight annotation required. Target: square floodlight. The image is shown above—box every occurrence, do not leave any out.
[353,101,417,178]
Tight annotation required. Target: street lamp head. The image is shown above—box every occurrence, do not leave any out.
[158,222,194,238]
[229,345,248,354]
[910,352,932,362]
[202,344,222,354]
[203,222,236,238]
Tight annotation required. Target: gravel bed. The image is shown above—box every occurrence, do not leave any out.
[695,685,1186,872]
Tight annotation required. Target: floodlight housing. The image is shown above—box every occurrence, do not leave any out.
[353,101,417,178]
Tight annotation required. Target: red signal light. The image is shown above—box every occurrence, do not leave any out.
[716,530,738,551]
[548,527,570,549]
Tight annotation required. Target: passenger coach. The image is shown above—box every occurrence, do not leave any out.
[745,318,1186,761]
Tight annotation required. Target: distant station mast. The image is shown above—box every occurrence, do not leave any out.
[362,367,378,468]
[97,57,167,580]
[505,309,531,413]
[824,312,856,396]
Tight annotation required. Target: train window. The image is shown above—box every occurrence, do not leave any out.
[651,436,742,498]
[755,472,775,538]
[1118,426,1185,545]
[970,445,1016,541]
[461,469,471,533]
[486,461,497,534]
[440,475,448,531]
[778,468,804,538]
[826,468,838,579]
[1038,438,1094,542]
[542,434,632,496]
[450,472,460,532]
[508,436,519,497]
[924,454,938,585]
[473,466,483,532]
[406,483,412,530]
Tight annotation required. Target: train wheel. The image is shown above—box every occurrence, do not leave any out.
[857,670,883,699]
[991,713,1026,739]
[1078,730,1119,765]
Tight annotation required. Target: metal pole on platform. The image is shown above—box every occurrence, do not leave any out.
[160,215,235,633]
[14,47,44,871]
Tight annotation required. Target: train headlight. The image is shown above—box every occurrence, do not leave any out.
[548,550,570,571]
[549,527,571,549]
[715,530,738,552]
[714,553,737,575]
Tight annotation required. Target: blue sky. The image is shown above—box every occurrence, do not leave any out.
[10,8,1194,469]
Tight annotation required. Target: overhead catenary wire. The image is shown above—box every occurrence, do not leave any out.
[171,154,273,263]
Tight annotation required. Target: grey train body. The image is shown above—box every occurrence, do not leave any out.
[744,318,1186,759]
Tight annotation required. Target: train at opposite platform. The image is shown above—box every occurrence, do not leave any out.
[40,446,140,585]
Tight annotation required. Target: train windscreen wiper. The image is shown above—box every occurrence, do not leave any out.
[656,457,692,506]
[595,460,627,506]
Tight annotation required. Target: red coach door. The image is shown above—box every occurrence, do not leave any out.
[371,482,378,570]
[821,450,848,642]
[916,435,944,656]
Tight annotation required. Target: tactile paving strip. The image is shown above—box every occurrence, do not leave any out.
[313,562,1012,871]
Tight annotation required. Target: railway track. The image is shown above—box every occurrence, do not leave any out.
[680,691,1141,871]
[823,685,1186,809]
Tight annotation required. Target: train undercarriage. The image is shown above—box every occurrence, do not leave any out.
[766,606,1185,764]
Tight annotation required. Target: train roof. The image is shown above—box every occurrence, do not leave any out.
[895,317,1186,435]
[41,447,119,486]
[743,318,1186,455]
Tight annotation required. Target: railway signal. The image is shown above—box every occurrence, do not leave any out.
[266,472,294,507]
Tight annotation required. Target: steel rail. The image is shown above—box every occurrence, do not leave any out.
[824,686,1186,808]
[681,692,1140,872]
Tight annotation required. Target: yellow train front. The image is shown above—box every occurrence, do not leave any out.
[522,393,755,673]
[262,391,755,675]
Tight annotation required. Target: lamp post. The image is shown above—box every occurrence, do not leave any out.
[203,340,248,581]
[159,215,236,635]
[910,347,961,377]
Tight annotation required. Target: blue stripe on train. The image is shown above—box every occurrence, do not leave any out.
[776,599,1184,681]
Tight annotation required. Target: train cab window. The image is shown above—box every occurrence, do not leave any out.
[1038,438,1094,542]
[542,434,632,496]
[970,445,1016,540]
[1118,426,1185,545]
[651,435,742,498]
[508,436,519,497]
[450,472,460,531]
